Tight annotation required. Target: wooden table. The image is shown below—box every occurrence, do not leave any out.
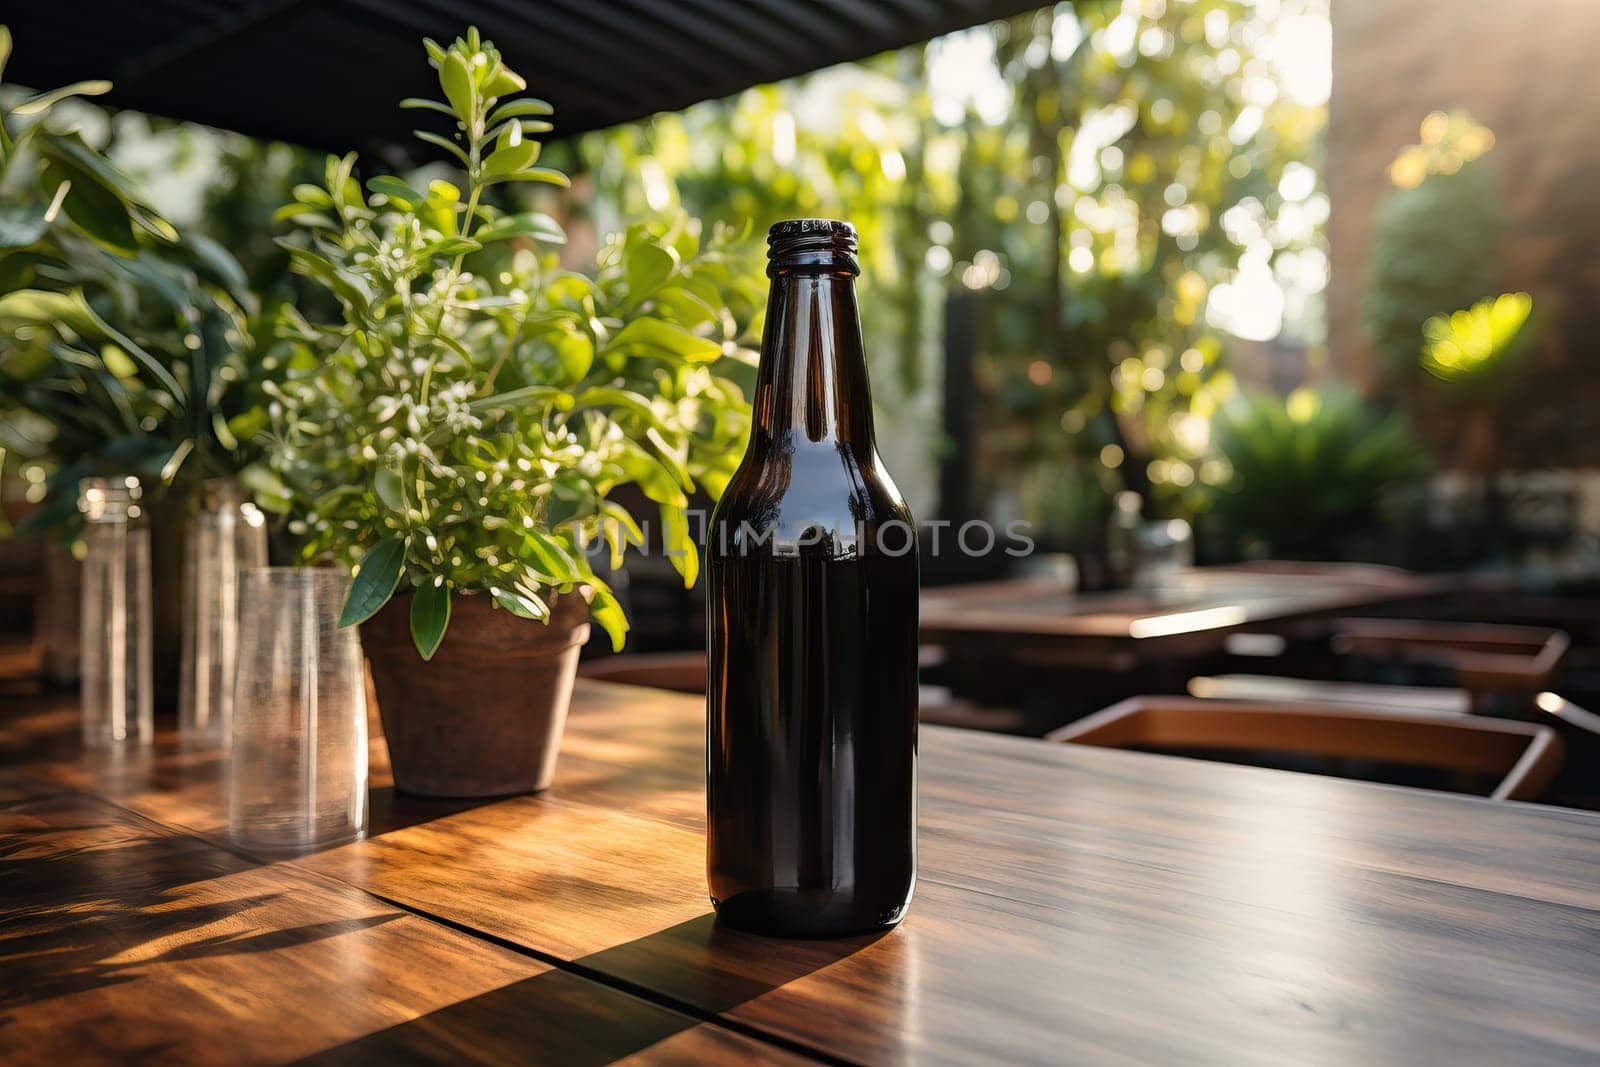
[4,646,1600,1064]
[921,563,1449,669]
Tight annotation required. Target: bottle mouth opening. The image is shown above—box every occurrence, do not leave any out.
[767,218,859,275]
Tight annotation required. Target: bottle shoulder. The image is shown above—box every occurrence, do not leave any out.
[709,441,914,562]
[714,442,910,524]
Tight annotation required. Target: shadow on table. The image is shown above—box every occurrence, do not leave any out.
[578,912,890,1013]
[296,914,884,1064]
[364,786,500,838]
[0,801,403,1012]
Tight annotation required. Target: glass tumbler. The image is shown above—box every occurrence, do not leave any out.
[1133,518,1196,591]
[179,479,268,744]
[79,476,154,746]
[228,567,368,852]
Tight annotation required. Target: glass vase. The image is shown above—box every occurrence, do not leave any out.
[228,567,368,853]
[179,479,268,744]
[78,476,154,747]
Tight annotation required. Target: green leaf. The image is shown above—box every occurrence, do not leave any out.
[225,407,269,442]
[0,289,93,334]
[575,386,672,435]
[439,52,476,122]
[588,582,628,652]
[13,80,113,116]
[291,183,334,207]
[660,503,699,587]
[423,37,447,65]
[0,288,183,399]
[492,588,549,620]
[374,467,406,511]
[485,168,570,188]
[472,211,566,245]
[618,443,687,507]
[424,178,461,234]
[486,118,552,144]
[604,317,722,363]
[339,537,407,627]
[210,410,238,452]
[524,529,581,583]
[41,134,156,212]
[409,581,451,660]
[553,330,593,381]
[160,437,196,482]
[271,202,327,223]
[419,236,481,259]
[366,175,426,208]
[282,243,373,310]
[414,130,471,167]
[598,499,645,548]
[482,66,526,98]
[238,465,292,513]
[482,141,538,180]
[626,242,678,299]
[399,97,455,117]
[488,98,554,123]
[650,285,719,330]
[43,160,137,254]
[466,384,565,413]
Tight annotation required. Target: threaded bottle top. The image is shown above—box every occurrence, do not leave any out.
[766,218,859,276]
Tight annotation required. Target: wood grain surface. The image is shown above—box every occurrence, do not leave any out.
[4,641,1600,1065]
[0,656,809,1064]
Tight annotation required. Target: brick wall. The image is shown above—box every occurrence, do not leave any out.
[1327,0,1600,468]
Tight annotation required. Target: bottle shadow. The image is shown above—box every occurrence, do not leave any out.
[295,914,887,1064]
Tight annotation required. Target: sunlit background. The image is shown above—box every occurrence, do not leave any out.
[6,0,1595,586]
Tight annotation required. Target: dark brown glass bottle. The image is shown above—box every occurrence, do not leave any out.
[706,219,918,938]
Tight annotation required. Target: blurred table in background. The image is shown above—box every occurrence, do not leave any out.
[921,562,1448,671]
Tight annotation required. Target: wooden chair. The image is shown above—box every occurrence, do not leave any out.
[1048,696,1565,801]
[1193,619,1571,715]
[1329,619,1570,696]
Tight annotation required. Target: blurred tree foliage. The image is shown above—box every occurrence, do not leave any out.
[16,2,1331,551]
[1362,110,1502,379]
[0,27,264,535]
[576,0,1329,541]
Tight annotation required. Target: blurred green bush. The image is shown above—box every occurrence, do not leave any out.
[1208,388,1426,560]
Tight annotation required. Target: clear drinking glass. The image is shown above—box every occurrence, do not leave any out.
[228,567,368,852]
[78,476,154,746]
[179,479,268,744]
[1133,518,1196,590]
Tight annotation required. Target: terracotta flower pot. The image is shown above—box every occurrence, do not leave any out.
[361,590,591,797]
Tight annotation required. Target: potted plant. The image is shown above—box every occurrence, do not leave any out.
[0,26,269,694]
[268,28,759,797]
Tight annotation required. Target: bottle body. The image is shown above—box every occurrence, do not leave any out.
[78,476,154,747]
[706,220,918,937]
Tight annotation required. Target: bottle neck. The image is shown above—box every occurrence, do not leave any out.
[751,271,875,454]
